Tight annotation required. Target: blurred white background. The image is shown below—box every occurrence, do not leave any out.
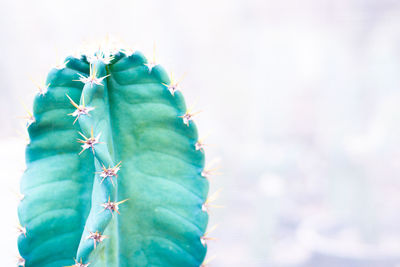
[2,0,400,266]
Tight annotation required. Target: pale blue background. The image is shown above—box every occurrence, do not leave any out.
[1,0,400,266]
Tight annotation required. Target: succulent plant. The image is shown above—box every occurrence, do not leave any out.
[17,41,213,267]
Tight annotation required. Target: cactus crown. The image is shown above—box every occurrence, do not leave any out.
[18,39,211,267]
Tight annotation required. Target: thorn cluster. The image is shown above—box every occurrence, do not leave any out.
[77,128,101,155]
[76,64,109,87]
[66,94,95,124]
[86,230,107,249]
[145,60,157,73]
[201,161,221,179]
[201,168,217,179]
[202,189,222,212]
[200,225,217,246]
[162,72,186,96]
[195,140,205,151]
[38,84,49,96]
[200,235,216,246]
[17,224,26,237]
[166,83,178,95]
[87,52,114,65]
[20,101,35,128]
[101,197,129,215]
[99,162,121,186]
[30,77,50,96]
[25,113,35,128]
[179,109,201,126]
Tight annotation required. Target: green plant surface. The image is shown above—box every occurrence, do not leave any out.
[17,46,210,267]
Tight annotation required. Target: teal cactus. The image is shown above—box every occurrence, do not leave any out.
[17,42,212,267]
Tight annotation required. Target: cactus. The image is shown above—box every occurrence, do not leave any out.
[17,42,211,267]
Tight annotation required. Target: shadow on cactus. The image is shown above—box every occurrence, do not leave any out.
[17,42,212,267]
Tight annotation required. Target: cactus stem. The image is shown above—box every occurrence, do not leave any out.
[65,258,90,267]
[86,230,108,249]
[17,256,25,267]
[19,45,210,266]
[17,224,26,237]
[101,197,129,215]
[77,128,102,155]
[66,94,95,124]
[76,64,109,87]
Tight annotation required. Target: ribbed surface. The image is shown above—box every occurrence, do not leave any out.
[18,58,94,267]
[18,51,209,267]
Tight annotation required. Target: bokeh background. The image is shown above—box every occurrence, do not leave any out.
[2,0,400,266]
